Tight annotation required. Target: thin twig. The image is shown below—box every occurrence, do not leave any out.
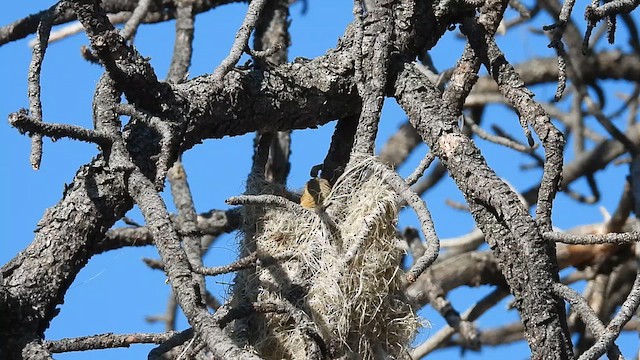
[148,328,195,360]
[120,0,153,41]
[411,162,447,196]
[562,173,600,204]
[464,116,538,152]
[378,121,422,168]
[143,258,165,270]
[365,159,440,282]
[605,181,634,233]
[585,0,640,28]
[46,332,180,353]
[211,0,268,84]
[509,0,531,18]
[403,227,426,264]
[115,103,177,187]
[93,227,154,255]
[411,288,509,358]
[440,228,485,249]
[445,198,471,211]
[607,85,640,121]
[584,94,638,156]
[27,3,65,169]
[405,152,436,186]
[544,231,640,244]
[542,0,575,101]
[553,283,624,359]
[28,13,132,48]
[578,245,640,360]
[194,250,296,276]
[417,277,480,352]
[245,43,282,58]
[226,194,311,215]
[164,294,179,332]
[9,110,111,146]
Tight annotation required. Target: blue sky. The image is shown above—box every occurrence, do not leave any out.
[1,1,638,359]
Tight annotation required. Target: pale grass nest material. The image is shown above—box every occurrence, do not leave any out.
[231,155,420,359]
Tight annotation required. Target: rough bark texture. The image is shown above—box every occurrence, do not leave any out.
[393,63,573,359]
[3,0,640,358]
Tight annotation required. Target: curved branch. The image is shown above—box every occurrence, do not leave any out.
[71,0,171,113]
[0,0,243,46]
[393,62,573,358]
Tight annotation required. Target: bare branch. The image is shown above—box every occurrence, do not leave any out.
[403,227,426,264]
[168,160,207,301]
[5,0,640,358]
[585,0,640,42]
[166,0,196,84]
[464,115,538,153]
[27,2,67,169]
[411,162,447,196]
[28,13,130,48]
[72,0,169,113]
[439,228,485,254]
[394,62,574,358]
[553,283,624,359]
[253,0,295,189]
[8,110,111,146]
[411,288,508,358]
[194,251,296,276]
[226,194,311,215]
[405,152,436,186]
[356,159,440,282]
[584,94,638,155]
[119,0,153,41]
[544,231,640,244]
[578,247,640,360]
[46,331,180,353]
[321,116,358,184]
[350,1,393,155]
[378,122,422,167]
[462,17,564,232]
[0,0,245,46]
[148,328,194,360]
[211,0,268,84]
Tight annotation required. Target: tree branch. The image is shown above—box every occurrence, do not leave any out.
[46,331,180,353]
[393,62,573,358]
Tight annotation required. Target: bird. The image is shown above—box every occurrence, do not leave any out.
[300,177,332,209]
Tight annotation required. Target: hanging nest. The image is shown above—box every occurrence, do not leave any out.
[228,155,420,359]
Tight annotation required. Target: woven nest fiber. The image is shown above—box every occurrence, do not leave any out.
[229,156,420,359]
